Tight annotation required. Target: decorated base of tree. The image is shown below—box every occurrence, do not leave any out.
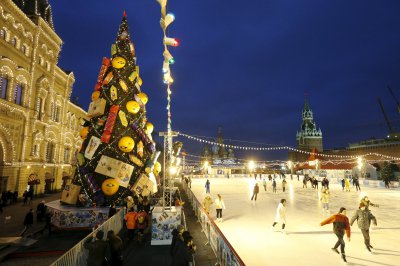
[61,12,161,207]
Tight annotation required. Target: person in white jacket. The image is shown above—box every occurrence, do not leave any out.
[272,199,287,232]
[214,194,226,222]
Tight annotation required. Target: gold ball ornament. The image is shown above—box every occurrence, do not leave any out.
[137,92,148,105]
[101,178,119,196]
[126,101,140,114]
[112,56,126,69]
[80,127,89,139]
[154,161,162,176]
[91,91,100,101]
[145,122,154,134]
[118,136,135,153]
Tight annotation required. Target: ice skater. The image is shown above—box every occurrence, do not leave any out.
[205,179,210,194]
[341,178,345,191]
[302,176,307,188]
[350,202,377,252]
[345,178,350,192]
[262,178,267,191]
[251,183,259,201]
[202,195,213,214]
[360,196,379,210]
[271,199,286,233]
[354,177,361,191]
[320,188,330,213]
[282,178,287,192]
[214,194,226,222]
[320,207,351,263]
[272,179,277,193]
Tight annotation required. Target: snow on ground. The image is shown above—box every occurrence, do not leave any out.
[190,177,400,266]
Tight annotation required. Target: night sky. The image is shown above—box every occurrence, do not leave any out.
[51,1,400,160]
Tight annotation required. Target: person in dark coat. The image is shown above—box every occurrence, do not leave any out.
[350,202,377,252]
[170,224,185,256]
[251,183,259,201]
[21,209,34,236]
[108,203,117,218]
[36,200,46,222]
[83,230,108,266]
[172,234,196,266]
[106,230,123,266]
[40,210,53,236]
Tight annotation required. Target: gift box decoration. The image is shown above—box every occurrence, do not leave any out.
[95,155,134,187]
[131,173,154,196]
[130,121,156,153]
[84,136,102,160]
[101,105,120,144]
[61,184,82,205]
[88,98,107,118]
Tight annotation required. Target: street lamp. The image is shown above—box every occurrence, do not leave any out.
[287,161,293,174]
[248,160,255,178]
[203,161,209,175]
[357,157,364,178]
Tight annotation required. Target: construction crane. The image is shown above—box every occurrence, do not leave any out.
[388,86,400,113]
[378,97,400,140]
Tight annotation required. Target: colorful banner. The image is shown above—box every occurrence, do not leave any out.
[151,206,182,245]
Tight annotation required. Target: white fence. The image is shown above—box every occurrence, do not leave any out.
[181,180,245,266]
[50,209,125,266]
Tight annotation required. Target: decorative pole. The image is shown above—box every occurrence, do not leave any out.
[157,0,179,210]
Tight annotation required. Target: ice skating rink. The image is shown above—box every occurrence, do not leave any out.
[190,177,400,266]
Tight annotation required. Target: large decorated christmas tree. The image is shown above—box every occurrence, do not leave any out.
[65,12,161,207]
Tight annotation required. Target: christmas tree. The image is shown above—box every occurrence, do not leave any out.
[66,12,161,207]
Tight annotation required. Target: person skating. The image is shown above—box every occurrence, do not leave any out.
[303,176,308,188]
[262,178,267,191]
[354,177,361,191]
[350,202,377,252]
[251,183,259,201]
[345,178,351,192]
[205,179,211,194]
[202,194,213,214]
[320,207,351,263]
[360,196,379,210]
[272,199,287,233]
[320,188,330,213]
[272,179,277,193]
[341,178,345,191]
[214,194,226,222]
[282,179,287,192]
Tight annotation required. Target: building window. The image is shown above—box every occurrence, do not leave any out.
[21,45,26,54]
[0,76,8,99]
[11,37,16,47]
[0,29,5,40]
[64,147,70,163]
[13,84,23,105]
[35,97,42,119]
[50,102,54,121]
[32,144,39,156]
[39,56,43,66]
[46,142,55,163]
[54,105,60,122]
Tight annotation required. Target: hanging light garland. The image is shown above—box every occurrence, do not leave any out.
[178,132,400,161]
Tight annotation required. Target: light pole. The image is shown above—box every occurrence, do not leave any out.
[248,160,255,178]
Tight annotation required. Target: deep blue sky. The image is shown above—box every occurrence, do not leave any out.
[52,1,400,160]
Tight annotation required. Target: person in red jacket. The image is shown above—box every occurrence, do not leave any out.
[136,207,148,243]
[320,207,351,263]
[124,207,137,241]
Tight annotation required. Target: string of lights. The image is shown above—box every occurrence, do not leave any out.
[178,133,400,161]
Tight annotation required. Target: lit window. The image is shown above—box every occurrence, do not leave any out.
[21,45,26,54]
[46,142,54,163]
[11,37,16,47]
[13,84,23,105]
[0,76,9,99]
[64,147,70,163]
[0,29,5,39]
[36,97,42,120]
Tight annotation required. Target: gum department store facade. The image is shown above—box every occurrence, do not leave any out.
[0,0,86,196]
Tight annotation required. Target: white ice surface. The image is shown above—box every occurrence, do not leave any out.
[190,177,400,266]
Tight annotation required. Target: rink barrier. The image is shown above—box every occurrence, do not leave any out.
[182,180,246,266]
[49,209,125,266]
